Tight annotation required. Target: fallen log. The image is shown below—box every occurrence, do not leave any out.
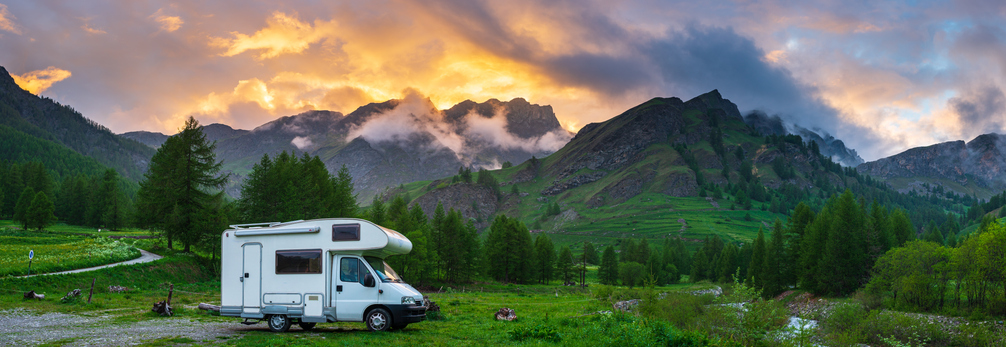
[23,291,45,300]
[198,303,221,312]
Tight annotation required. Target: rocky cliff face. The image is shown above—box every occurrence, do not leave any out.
[857,133,1006,192]
[744,111,864,167]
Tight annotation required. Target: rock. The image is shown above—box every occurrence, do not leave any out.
[691,286,723,297]
[613,299,639,312]
[108,285,128,293]
[494,307,516,321]
[60,289,81,303]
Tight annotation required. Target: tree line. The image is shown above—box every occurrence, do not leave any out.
[685,190,917,299]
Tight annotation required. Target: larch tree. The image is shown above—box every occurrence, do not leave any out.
[599,245,619,285]
[533,233,556,284]
[748,227,766,287]
[13,187,34,230]
[26,191,55,231]
[135,116,228,252]
[557,246,574,284]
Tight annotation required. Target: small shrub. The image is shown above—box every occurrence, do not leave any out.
[509,324,561,343]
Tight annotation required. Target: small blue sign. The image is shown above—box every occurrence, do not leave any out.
[29,250,33,260]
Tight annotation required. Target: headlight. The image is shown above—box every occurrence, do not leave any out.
[402,296,416,305]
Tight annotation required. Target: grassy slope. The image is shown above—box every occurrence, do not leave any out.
[400,103,791,252]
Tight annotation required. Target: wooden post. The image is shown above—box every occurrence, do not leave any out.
[167,284,174,306]
[87,278,95,304]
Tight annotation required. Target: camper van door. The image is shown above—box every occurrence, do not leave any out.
[242,243,263,309]
[334,255,379,321]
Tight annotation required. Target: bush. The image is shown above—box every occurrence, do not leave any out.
[509,324,561,343]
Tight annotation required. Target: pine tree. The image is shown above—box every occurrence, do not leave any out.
[748,227,766,287]
[135,116,228,251]
[533,233,556,284]
[13,187,34,230]
[817,190,868,296]
[369,196,387,226]
[583,242,599,265]
[716,243,739,283]
[484,214,533,283]
[332,165,358,218]
[761,219,786,297]
[785,202,814,285]
[599,245,619,285]
[557,246,574,284]
[889,208,914,247]
[25,191,55,231]
[690,248,708,282]
[99,169,125,230]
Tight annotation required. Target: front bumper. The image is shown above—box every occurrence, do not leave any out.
[386,304,427,324]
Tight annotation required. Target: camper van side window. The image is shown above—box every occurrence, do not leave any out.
[332,224,361,241]
[275,249,322,274]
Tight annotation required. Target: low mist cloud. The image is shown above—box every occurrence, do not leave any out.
[347,90,466,155]
[465,107,570,153]
[291,135,313,149]
[348,90,570,164]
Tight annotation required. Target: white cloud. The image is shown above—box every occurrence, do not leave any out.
[291,136,313,149]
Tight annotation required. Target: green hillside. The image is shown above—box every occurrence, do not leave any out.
[0,66,154,182]
[399,91,966,251]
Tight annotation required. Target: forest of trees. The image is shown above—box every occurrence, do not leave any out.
[686,190,916,298]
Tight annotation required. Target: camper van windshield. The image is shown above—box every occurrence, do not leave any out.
[365,256,402,282]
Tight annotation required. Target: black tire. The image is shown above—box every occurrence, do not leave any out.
[267,314,291,333]
[298,322,317,331]
[365,308,392,332]
[392,323,408,330]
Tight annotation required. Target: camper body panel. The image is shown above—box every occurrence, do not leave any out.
[219,218,423,328]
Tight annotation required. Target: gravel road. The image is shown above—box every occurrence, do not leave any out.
[24,249,163,278]
[0,307,257,346]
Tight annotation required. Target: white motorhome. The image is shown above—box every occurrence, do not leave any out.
[219,218,426,332]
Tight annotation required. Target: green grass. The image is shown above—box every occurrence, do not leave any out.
[0,226,141,277]
[1,239,1002,346]
[0,220,154,237]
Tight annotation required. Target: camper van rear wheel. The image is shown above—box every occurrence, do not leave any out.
[365,308,391,331]
[298,322,317,331]
[267,314,292,333]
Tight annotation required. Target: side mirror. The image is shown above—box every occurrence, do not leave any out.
[363,273,375,287]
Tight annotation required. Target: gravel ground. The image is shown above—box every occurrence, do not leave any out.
[0,307,251,346]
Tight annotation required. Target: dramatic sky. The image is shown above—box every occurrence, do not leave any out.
[2,0,1005,161]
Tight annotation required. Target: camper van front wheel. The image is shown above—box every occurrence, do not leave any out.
[365,308,391,331]
[267,314,292,333]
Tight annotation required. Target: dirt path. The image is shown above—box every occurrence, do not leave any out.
[0,308,239,346]
[23,249,163,277]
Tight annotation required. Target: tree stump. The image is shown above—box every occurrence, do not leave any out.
[23,291,44,300]
[494,307,516,321]
[152,300,173,316]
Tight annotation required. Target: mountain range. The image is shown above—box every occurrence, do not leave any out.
[0,63,1000,239]
[122,93,571,200]
[857,133,1006,199]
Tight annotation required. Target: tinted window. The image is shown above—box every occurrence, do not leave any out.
[276,249,322,274]
[333,224,360,241]
[339,257,372,285]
